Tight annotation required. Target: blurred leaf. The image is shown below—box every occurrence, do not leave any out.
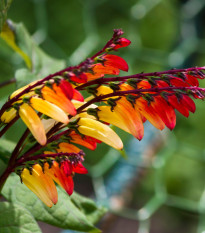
[0,0,13,32]
[0,201,41,233]
[0,138,15,169]
[71,192,107,224]
[1,21,66,88]
[13,21,65,87]
[0,21,32,68]
[2,174,101,232]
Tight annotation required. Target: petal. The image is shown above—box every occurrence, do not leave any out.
[73,89,84,102]
[44,162,74,195]
[19,103,47,145]
[30,97,69,124]
[78,118,123,150]
[135,98,165,130]
[58,79,73,99]
[58,142,81,153]
[103,54,129,71]
[21,165,58,207]
[69,132,99,150]
[42,85,76,116]
[73,162,88,174]
[151,97,176,130]
[112,38,131,50]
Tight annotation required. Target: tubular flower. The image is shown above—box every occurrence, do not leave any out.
[69,131,101,150]
[43,159,87,196]
[1,108,17,123]
[101,54,129,72]
[57,142,81,153]
[21,164,58,207]
[30,97,69,124]
[77,118,123,150]
[19,103,47,145]
[41,83,76,116]
[110,37,131,50]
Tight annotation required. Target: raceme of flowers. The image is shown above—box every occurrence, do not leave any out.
[0,29,205,207]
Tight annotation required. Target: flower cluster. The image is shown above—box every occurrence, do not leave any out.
[0,29,205,207]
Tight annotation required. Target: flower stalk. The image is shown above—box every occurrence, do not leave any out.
[0,29,205,206]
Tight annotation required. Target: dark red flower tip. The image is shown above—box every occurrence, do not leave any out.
[102,54,129,72]
[59,79,74,100]
[73,89,84,102]
[70,73,87,83]
[112,38,131,50]
[73,162,88,174]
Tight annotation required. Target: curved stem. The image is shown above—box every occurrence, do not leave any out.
[0,167,13,193]
[9,129,30,167]
[76,66,205,91]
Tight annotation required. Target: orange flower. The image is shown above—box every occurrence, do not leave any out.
[41,83,76,116]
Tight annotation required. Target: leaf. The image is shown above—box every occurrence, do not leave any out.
[71,192,107,225]
[0,201,41,233]
[2,174,102,233]
[1,21,65,88]
[0,138,15,167]
[0,21,32,69]
[0,0,13,32]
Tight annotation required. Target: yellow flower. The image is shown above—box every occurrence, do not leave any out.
[19,103,47,145]
[21,164,58,207]
[1,108,17,123]
[77,118,123,150]
[30,97,69,124]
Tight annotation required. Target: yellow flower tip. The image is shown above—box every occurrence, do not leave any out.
[30,97,69,124]
[21,164,58,207]
[19,103,47,145]
[1,108,17,123]
[10,80,40,99]
[78,118,123,150]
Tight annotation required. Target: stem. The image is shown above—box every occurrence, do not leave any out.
[76,66,205,91]
[0,78,16,88]
[0,167,13,193]
[76,86,205,113]
[9,129,30,166]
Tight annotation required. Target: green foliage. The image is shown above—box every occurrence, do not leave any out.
[2,174,105,232]
[1,21,65,88]
[0,0,13,32]
[0,201,41,233]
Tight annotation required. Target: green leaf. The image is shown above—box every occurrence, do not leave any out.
[0,21,32,69]
[2,174,102,233]
[0,138,15,168]
[0,201,41,233]
[1,21,65,87]
[0,0,13,32]
[71,192,107,225]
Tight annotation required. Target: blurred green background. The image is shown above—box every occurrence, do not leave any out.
[1,0,205,232]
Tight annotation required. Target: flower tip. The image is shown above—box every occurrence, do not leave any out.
[39,136,47,146]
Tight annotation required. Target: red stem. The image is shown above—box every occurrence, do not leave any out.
[76,66,205,91]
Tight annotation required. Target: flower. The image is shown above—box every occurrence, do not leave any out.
[41,83,77,116]
[19,103,47,145]
[77,118,123,150]
[21,164,58,207]
[30,97,69,124]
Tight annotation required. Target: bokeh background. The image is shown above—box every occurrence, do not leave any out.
[1,0,205,232]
